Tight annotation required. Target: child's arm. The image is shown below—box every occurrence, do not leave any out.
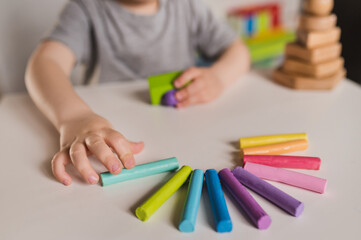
[173,39,250,108]
[25,41,144,186]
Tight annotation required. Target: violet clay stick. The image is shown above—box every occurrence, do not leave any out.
[232,167,304,217]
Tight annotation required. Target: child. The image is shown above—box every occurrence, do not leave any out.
[25,0,250,186]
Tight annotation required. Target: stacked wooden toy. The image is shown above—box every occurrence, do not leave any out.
[273,0,346,90]
[100,133,327,233]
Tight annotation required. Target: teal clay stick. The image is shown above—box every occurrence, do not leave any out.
[100,157,179,186]
[179,169,204,232]
[136,165,192,221]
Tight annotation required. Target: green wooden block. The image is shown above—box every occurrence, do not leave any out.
[245,30,295,62]
[148,71,181,105]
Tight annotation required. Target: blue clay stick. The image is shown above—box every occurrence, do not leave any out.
[179,169,204,233]
[205,169,232,233]
[100,157,179,186]
[232,166,304,217]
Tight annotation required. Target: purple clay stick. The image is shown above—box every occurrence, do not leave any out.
[232,167,304,217]
[161,89,178,107]
[219,168,271,230]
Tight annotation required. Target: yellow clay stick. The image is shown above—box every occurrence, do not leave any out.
[136,165,192,221]
[239,133,308,148]
[242,140,308,156]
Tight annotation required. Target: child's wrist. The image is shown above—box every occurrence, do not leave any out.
[208,66,228,89]
[56,107,94,131]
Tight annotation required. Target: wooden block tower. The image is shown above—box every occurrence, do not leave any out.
[273,0,346,90]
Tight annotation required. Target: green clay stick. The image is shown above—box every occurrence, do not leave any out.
[136,165,192,221]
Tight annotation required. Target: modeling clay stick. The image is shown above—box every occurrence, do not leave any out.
[219,168,271,230]
[244,163,327,194]
[243,155,321,170]
[179,169,204,233]
[100,157,179,186]
[136,165,192,221]
[239,133,307,148]
[232,167,304,217]
[205,169,232,233]
[242,140,308,156]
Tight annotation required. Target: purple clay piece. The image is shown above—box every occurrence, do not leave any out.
[232,167,304,217]
[161,89,178,107]
[219,168,271,230]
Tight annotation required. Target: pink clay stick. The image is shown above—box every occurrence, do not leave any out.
[244,162,327,194]
[243,155,321,170]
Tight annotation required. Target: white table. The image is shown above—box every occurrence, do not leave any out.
[1,72,360,240]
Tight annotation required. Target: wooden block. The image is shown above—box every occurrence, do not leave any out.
[273,67,345,90]
[302,0,334,16]
[148,72,181,105]
[285,42,342,63]
[297,27,341,49]
[299,14,337,31]
[283,57,344,78]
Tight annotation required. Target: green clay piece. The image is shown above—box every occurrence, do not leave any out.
[136,165,192,221]
[148,71,181,105]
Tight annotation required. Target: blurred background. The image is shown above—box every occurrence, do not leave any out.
[0,0,360,95]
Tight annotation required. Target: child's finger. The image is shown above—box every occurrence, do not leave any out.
[128,141,145,154]
[175,78,203,101]
[173,67,202,88]
[177,94,202,108]
[51,150,72,186]
[105,132,136,169]
[69,142,99,184]
[85,135,122,175]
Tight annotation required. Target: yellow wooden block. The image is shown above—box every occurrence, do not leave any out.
[297,27,341,49]
[283,57,344,78]
[285,42,342,64]
[299,14,337,31]
[302,0,334,16]
[273,67,345,90]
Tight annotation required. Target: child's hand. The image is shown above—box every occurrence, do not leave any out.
[52,112,144,186]
[173,67,225,108]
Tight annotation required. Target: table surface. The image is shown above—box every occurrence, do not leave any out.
[1,72,360,240]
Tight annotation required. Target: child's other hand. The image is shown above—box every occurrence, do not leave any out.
[52,112,144,186]
[173,67,224,108]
